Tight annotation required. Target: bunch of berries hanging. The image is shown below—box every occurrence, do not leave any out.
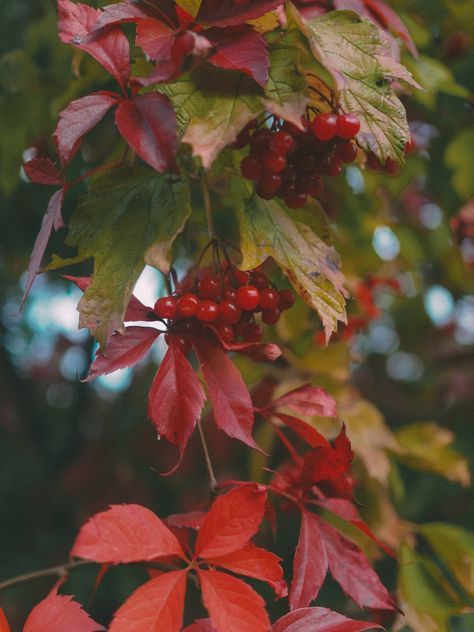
[235,110,361,208]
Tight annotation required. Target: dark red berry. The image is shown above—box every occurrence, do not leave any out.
[238,310,253,323]
[250,129,274,152]
[240,156,262,181]
[312,113,338,141]
[262,151,287,174]
[236,285,260,311]
[336,141,358,163]
[177,293,199,318]
[165,334,192,355]
[279,290,295,310]
[327,156,343,177]
[216,323,234,343]
[196,300,219,322]
[366,152,383,171]
[259,287,280,310]
[222,287,236,300]
[154,296,178,319]
[257,173,281,199]
[285,189,307,209]
[336,113,360,140]
[232,268,249,286]
[273,131,296,154]
[230,129,249,149]
[251,271,269,289]
[198,275,220,300]
[262,307,281,325]
[384,158,400,176]
[241,322,263,343]
[219,299,241,325]
[301,174,323,197]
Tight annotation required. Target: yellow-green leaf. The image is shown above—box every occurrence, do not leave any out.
[175,0,202,17]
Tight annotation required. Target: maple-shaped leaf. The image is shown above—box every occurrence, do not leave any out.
[289,509,328,610]
[109,570,187,632]
[85,326,160,380]
[270,385,338,419]
[197,0,285,27]
[22,591,104,632]
[160,66,262,168]
[238,194,347,342]
[273,606,383,631]
[198,569,271,632]
[0,609,10,632]
[195,485,267,558]
[23,157,63,186]
[291,8,421,163]
[362,0,418,57]
[71,504,185,563]
[148,339,206,457]
[207,26,269,87]
[46,168,191,346]
[192,337,258,450]
[21,188,65,306]
[58,0,130,91]
[115,93,178,173]
[183,620,216,632]
[54,92,120,167]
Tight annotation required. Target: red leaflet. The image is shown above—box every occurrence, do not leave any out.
[192,338,258,449]
[54,92,120,166]
[270,385,338,419]
[85,326,160,380]
[198,569,271,632]
[92,3,157,31]
[23,158,63,186]
[115,93,178,173]
[209,326,282,361]
[289,510,328,610]
[272,413,330,450]
[71,504,185,563]
[167,510,206,529]
[23,592,104,632]
[300,426,353,488]
[197,0,286,28]
[108,570,187,632]
[272,607,383,632]
[58,0,100,39]
[207,26,269,87]
[148,341,206,455]
[316,519,397,611]
[183,621,216,632]
[363,0,418,57]
[135,18,175,61]
[21,188,65,307]
[195,485,267,558]
[0,609,10,632]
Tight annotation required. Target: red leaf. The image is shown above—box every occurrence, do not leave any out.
[92,3,157,31]
[23,592,104,632]
[115,93,178,173]
[167,511,206,529]
[363,0,418,57]
[316,519,397,611]
[71,504,185,563]
[85,326,160,381]
[195,485,267,559]
[192,338,258,450]
[136,18,175,61]
[198,569,271,632]
[23,158,63,186]
[0,609,11,632]
[208,543,287,597]
[300,426,353,487]
[197,0,286,27]
[148,341,206,455]
[58,0,130,90]
[207,26,269,87]
[209,327,282,361]
[109,570,187,632]
[271,385,338,419]
[273,413,330,450]
[289,510,328,610]
[183,620,216,632]
[272,607,383,632]
[21,188,65,307]
[54,92,120,166]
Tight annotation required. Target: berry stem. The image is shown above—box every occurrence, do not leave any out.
[197,418,218,494]
[201,169,216,239]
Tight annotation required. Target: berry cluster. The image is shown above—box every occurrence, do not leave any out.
[236,111,360,208]
[153,265,295,353]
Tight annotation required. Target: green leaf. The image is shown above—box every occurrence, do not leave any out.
[238,194,347,340]
[160,67,263,168]
[47,168,191,346]
[405,55,469,109]
[445,126,474,199]
[421,523,474,600]
[290,8,421,163]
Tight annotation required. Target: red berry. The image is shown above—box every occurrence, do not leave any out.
[241,322,263,342]
[240,156,262,181]
[238,310,253,323]
[279,290,295,310]
[222,287,236,300]
[154,296,178,319]
[251,271,269,289]
[366,152,383,171]
[236,285,260,311]
[165,334,192,355]
[230,129,249,149]
[219,299,241,324]
[285,189,307,209]
[257,173,281,199]
[384,158,400,176]
[232,268,249,286]
[216,323,234,343]
[336,141,358,163]
[262,151,287,174]
[312,113,338,141]
[327,156,343,177]
[262,307,281,325]
[259,287,280,310]
[336,113,360,140]
[273,131,296,154]
[301,174,323,197]
[250,128,273,152]
[198,275,220,300]
[177,293,199,318]
[196,300,219,322]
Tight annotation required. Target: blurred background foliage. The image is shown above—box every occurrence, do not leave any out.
[0,0,473,630]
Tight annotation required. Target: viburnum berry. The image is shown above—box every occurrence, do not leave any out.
[222,287,236,300]
[285,189,307,209]
[327,156,343,177]
[196,300,219,322]
[336,141,358,163]
[336,113,361,140]
[219,299,241,324]
[154,296,178,319]
[177,293,199,318]
[236,285,260,311]
[198,275,220,300]
[262,151,287,174]
[259,287,280,310]
[273,131,296,154]
[262,307,281,325]
[216,323,234,343]
[251,271,269,289]
[279,289,295,310]
[301,174,323,197]
[257,173,281,200]
[250,128,274,152]
[240,156,262,181]
[312,113,338,141]
[232,268,249,286]
[241,322,263,343]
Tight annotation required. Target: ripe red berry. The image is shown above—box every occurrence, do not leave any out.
[327,156,343,177]
[336,113,360,140]
[154,296,178,319]
[251,271,269,289]
[257,173,281,199]
[240,156,262,181]
[196,300,219,322]
[236,285,260,311]
[216,323,235,343]
[262,307,281,325]
[279,289,295,310]
[259,287,280,310]
[222,287,236,300]
[198,275,220,299]
[219,299,241,324]
[301,174,323,197]
[336,141,358,163]
[285,189,307,209]
[312,113,338,141]
[241,322,263,342]
[262,151,287,174]
[250,129,274,152]
[232,268,249,286]
[238,310,253,323]
[177,293,199,318]
[273,131,296,154]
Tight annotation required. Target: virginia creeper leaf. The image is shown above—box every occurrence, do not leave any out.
[115,93,178,173]
[148,340,206,456]
[109,571,187,632]
[0,609,10,632]
[135,18,175,61]
[271,385,337,419]
[47,168,191,346]
[192,337,258,450]
[183,621,216,632]
[272,413,330,450]
[273,606,383,631]
[54,91,120,166]
[238,194,347,341]
[197,0,286,27]
[300,427,354,488]
[198,569,271,632]
[23,592,104,632]
[92,3,154,31]
[23,158,63,186]
[195,485,267,558]
[72,504,185,563]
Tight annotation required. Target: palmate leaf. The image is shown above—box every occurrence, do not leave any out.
[46,168,191,346]
[291,8,421,163]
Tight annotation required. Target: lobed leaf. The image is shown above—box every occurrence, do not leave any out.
[23,592,104,632]
[273,606,383,631]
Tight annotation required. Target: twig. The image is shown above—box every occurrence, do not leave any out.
[197,419,218,493]
[201,170,216,239]
[0,560,93,592]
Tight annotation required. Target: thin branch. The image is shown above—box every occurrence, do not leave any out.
[201,170,216,239]
[197,419,218,494]
[0,560,93,592]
